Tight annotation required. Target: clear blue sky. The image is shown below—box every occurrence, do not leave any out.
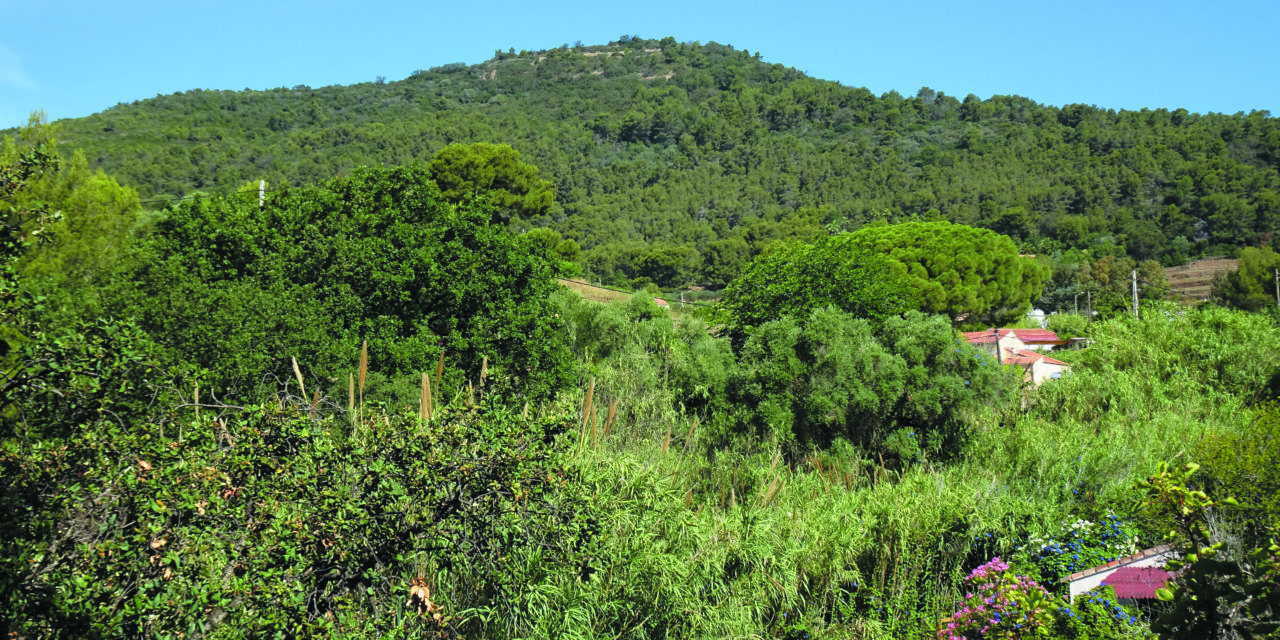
[2,0,1277,129]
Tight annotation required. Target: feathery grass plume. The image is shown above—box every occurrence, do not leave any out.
[311,390,320,408]
[661,423,672,456]
[480,356,488,387]
[348,372,354,413]
[580,378,595,447]
[760,476,783,506]
[683,416,699,450]
[601,398,618,441]
[291,356,307,401]
[358,341,368,403]
[435,351,444,389]
[466,381,475,406]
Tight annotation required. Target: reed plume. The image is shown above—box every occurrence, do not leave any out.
[600,398,618,442]
[291,356,307,402]
[358,341,368,404]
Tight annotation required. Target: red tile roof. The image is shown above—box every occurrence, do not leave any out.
[1063,545,1175,583]
[1102,567,1174,600]
[1001,349,1070,367]
[962,329,1006,344]
[961,329,1061,345]
[1009,329,1060,343]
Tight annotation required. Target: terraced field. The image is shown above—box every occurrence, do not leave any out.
[1164,258,1238,300]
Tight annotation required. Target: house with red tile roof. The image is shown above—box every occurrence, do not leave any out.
[1001,348,1071,386]
[1063,545,1177,604]
[962,328,1066,354]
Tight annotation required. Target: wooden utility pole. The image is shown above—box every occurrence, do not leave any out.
[1131,270,1140,320]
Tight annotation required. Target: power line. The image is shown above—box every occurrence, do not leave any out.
[556,278,717,308]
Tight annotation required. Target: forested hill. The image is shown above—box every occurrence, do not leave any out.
[45,36,1280,286]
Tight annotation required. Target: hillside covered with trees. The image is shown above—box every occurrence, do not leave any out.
[3,37,1280,639]
[29,36,1280,288]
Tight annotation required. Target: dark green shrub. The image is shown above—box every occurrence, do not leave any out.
[716,236,917,349]
[1,399,599,638]
[725,308,1018,454]
[106,165,572,400]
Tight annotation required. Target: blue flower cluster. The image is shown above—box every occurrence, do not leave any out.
[1077,591,1142,627]
[1017,515,1136,583]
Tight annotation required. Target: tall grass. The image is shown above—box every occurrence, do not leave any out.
[538,299,1274,637]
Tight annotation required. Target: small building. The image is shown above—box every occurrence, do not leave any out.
[1026,308,1047,328]
[1001,348,1071,386]
[1063,545,1177,604]
[962,328,1066,355]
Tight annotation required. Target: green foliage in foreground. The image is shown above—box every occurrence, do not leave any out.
[105,165,573,400]
[1,401,597,639]
[1138,462,1280,639]
[3,299,1278,638]
[841,221,1051,326]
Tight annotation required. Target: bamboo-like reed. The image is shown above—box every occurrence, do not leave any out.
[683,416,699,450]
[435,351,444,389]
[421,373,432,423]
[580,378,595,448]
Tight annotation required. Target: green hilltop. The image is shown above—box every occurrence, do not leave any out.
[45,36,1280,287]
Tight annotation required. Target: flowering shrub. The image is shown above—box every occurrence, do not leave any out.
[1014,514,1139,585]
[1051,586,1151,639]
[940,558,1055,640]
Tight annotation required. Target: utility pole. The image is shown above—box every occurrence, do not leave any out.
[259,180,266,210]
[1131,270,1140,320]
[1275,268,1279,307]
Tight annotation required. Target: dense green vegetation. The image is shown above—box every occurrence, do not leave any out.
[4,39,1280,638]
[101,164,572,401]
[839,221,1050,324]
[27,36,1280,287]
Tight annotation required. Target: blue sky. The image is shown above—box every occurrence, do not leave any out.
[2,0,1277,129]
